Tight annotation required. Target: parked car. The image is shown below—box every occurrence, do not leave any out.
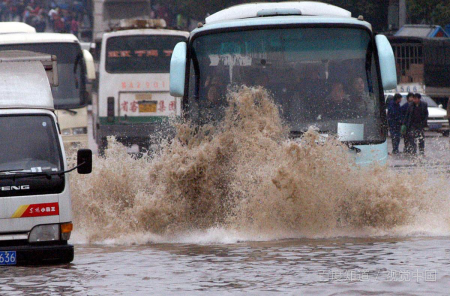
[385,93,449,136]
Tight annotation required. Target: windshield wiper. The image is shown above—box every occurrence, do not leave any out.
[0,169,25,174]
[0,162,86,180]
[0,171,58,180]
[62,108,78,115]
[343,142,362,153]
[289,130,331,138]
[289,130,361,153]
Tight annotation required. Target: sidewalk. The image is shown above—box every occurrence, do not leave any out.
[386,132,450,172]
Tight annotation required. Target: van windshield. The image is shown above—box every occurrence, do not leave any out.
[0,115,62,172]
[189,27,385,143]
[0,43,84,109]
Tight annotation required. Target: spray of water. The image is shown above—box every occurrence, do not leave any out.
[71,87,450,244]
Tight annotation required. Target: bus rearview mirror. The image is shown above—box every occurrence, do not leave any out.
[170,42,187,97]
[375,35,397,91]
[83,49,96,81]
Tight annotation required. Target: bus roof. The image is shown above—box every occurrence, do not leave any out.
[0,33,80,45]
[193,15,371,37]
[103,28,189,39]
[0,22,36,34]
[0,51,54,110]
[205,1,351,24]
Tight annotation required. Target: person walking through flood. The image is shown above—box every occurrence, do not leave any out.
[401,92,414,152]
[388,93,402,154]
[402,93,428,155]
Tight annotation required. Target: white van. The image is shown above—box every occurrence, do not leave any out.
[0,51,92,265]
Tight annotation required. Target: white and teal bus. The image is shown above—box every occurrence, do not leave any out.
[170,2,397,165]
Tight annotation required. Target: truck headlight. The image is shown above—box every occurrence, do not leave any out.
[62,128,72,136]
[29,224,60,242]
[73,127,88,135]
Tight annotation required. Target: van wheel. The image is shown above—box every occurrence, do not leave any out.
[443,130,450,137]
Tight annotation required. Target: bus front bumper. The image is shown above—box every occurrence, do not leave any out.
[0,244,74,266]
[97,122,175,148]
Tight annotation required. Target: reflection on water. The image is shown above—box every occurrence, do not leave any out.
[1,237,449,294]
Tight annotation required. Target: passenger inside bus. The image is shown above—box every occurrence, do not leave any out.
[286,65,329,123]
[321,81,352,120]
[348,76,375,118]
[200,70,228,123]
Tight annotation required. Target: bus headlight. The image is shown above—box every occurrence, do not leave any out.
[73,127,88,135]
[29,224,60,242]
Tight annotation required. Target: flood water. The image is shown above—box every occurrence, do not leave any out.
[1,237,450,294]
[3,88,450,295]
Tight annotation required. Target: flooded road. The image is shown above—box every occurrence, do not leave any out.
[1,237,450,294]
[4,88,450,295]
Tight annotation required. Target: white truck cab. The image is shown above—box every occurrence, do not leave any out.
[0,51,92,265]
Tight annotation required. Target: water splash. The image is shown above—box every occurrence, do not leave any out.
[71,87,450,244]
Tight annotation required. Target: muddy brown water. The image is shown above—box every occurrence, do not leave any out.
[3,88,449,295]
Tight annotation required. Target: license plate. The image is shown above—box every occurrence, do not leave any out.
[126,144,140,154]
[138,101,157,113]
[429,124,442,130]
[0,251,16,265]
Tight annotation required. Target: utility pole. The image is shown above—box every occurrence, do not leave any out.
[399,0,406,27]
[388,0,407,30]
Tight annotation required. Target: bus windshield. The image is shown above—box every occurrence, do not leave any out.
[189,27,385,143]
[106,35,186,73]
[0,43,84,109]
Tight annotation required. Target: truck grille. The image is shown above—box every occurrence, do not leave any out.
[0,233,28,246]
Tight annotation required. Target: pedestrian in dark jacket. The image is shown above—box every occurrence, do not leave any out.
[400,93,414,152]
[388,93,403,154]
[403,93,428,155]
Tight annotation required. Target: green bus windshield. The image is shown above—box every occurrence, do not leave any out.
[189,27,385,143]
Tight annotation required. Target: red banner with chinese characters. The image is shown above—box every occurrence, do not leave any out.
[12,203,59,218]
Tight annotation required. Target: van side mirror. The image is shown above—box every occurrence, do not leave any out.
[375,35,397,91]
[170,42,187,97]
[83,49,96,81]
[77,149,92,174]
